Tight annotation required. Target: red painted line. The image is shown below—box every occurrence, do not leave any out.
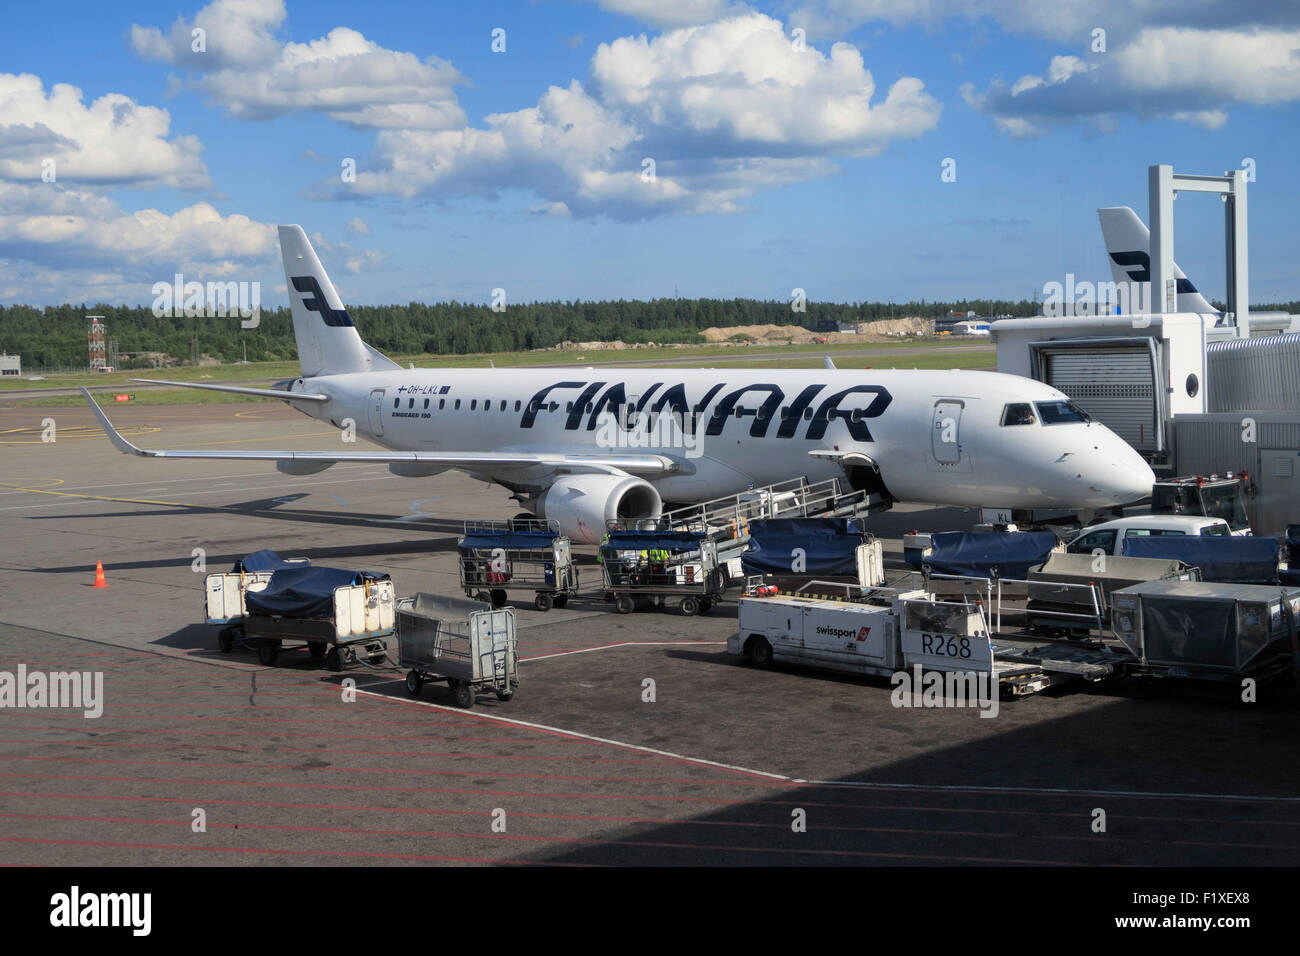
[0,811,1109,862]
[0,724,594,747]
[0,835,567,866]
[7,789,1300,831]
[0,754,780,789]
[0,737,695,768]
[0,770,761,804]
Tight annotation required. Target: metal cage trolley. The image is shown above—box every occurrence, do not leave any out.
[599,527,725,616]
[397,593,518,709]
[457,519,578,611]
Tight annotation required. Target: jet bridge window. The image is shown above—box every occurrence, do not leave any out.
[1000,403,1036,426]
[1035,400,1092,425]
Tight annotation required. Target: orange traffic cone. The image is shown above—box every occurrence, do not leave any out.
[93,560,108,588]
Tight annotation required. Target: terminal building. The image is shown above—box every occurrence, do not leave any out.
[992,164,1300,535]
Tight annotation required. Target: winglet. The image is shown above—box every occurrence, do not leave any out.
[81,388,151,457]
[824,356,836,370]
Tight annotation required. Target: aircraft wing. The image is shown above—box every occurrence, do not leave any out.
[128,379,330,402]
[81,388,681,475]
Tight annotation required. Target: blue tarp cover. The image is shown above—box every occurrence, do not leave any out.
[1122,536,1279,584]
[458,530,558,552]
[741,518,866,576]
[230,549,309,573]
[599,530,706,556]
[906,531,1059,579]
[245,566,389,618]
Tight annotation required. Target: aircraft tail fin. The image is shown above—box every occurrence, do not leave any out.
[277,225,401,377]
[1097,206,1217,314]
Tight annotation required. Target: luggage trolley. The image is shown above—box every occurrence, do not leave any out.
[241,567,395,670]
[457,519,578,611]
[599,527,726,616]
[397,593,518,709]
[205,550,310,654]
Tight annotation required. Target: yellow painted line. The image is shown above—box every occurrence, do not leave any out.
[5,486,191,508]
[0,478,64,489]
[0,425,162,445]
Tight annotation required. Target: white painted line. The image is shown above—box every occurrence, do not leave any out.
[354,685,791,783]
[523,641,726,662]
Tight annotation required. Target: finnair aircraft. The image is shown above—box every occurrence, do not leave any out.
[84,226,1155,542]
[1098,206,1218,315]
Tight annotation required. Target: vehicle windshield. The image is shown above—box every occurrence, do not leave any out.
[1200,485,1250,532]
[1034,400,1092,425]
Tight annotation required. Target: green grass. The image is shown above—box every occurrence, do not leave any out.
[17,389,264,407]
[4,336,994,401]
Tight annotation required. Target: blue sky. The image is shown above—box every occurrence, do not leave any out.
[1,0,1297,308]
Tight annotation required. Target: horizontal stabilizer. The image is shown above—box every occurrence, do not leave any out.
[128,379,330,402]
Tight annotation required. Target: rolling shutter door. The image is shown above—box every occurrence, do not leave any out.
[1042,347,1158,452]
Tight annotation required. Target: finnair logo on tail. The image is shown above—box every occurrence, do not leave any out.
[291,276,354,327]
[1109,252,1199,294]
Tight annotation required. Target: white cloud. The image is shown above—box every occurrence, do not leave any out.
[0,182,277,302]
[0,73,210,189]
[130,0,286,68]
[589,0,749,29]
[966,27,1300,136]
[344,216,370,235]
[353,14,939,219]
[133,0,465,131]
[788,0,1300,43]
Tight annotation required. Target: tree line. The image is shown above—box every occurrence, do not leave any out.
[2,297,1296,368]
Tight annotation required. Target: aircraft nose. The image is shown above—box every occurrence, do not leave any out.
[1087,441,1155,504]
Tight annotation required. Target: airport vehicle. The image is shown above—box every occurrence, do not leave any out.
[600,529,725,615]
[1149,475,1251,534]
[205,550,309,631]
[733,588,1051,695]
[397,593,517,709]
[457,519,578,611]
[241,567,395,670]
[81,228,1155,545]
[1026,552,1200,636]
[1065,515,1230,556]
[1110,581,1300,683]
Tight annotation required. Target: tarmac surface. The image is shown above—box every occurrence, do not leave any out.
[1,399,1299,865]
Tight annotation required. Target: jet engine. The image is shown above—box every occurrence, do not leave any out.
[536,473,663,543]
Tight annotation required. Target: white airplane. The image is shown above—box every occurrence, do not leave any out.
[83,226,1155,542]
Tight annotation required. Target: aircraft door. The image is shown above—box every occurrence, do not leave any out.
[368,388,386,437]
[931,400,963,465]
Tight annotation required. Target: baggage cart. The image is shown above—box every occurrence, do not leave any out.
[458,519,578,611]
[599,528,725,616]
[240,567,395,670]
[397,593,518,709]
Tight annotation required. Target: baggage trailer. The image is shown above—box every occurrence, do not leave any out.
[397,593,518,709]
[1026,552,1201,636]
[458,519,578,611]
[1110,580,1300,684]
[600,529,725,616]
[205,550,309,638]
[241,567,395,670]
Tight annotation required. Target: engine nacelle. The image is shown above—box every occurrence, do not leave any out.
[536,473,663,543]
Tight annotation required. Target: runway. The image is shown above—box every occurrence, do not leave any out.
[1,400,1298,865]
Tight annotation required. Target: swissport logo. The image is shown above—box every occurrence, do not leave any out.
[815,624,870,640]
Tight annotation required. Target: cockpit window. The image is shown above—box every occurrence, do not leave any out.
[1035,400,1092,425]
[1001,403,1036,426]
